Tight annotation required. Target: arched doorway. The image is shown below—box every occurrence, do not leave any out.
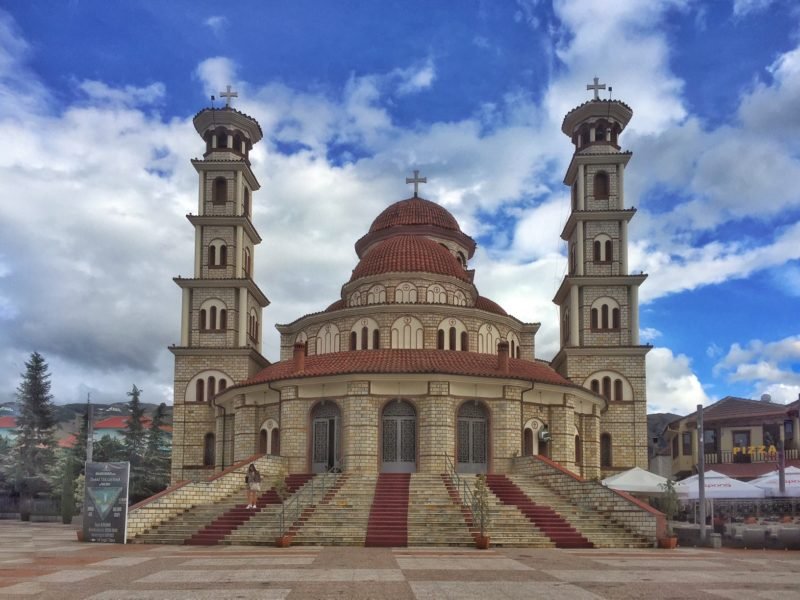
[311,402,340,473]
[457,402,488,473]
[382,400,416,473]
[259,430,267,454]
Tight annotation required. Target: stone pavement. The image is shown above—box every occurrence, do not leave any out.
[2,522,800,599]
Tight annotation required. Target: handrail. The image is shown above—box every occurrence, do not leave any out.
[443,454,488,537]
[277,470,339,537]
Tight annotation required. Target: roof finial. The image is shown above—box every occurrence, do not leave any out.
[219,85,238,107]
[586,76,606,101]
[405,169,427,197]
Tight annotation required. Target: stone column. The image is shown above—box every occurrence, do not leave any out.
[577,165,585,211]
[570,286,580,346]
[180,289,191,346]
[419,382,455,473]
[549,395,576,473]
[233,395,258,463]
[198,172,205,216]
[630,286,640,345]
[194,228,202,277]
[617,163,625,209]
[238,287,248,347]
[582,406,601,480]
[491,388,522,474]
[576,221,584,276]
[620,220,629,275]
[342,381,378,473]
[278,387,307,474]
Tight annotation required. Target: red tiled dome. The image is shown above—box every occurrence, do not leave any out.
[369,197,461,233]
[350,235,470,283]
[475,296,508,316]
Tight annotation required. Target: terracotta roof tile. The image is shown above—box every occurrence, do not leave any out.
[474,296,508,316]
[325,299,345,312]
[350,235,471,283]
[674,397,800,425]
[58,434,77,449]
[94,416,152,429]
[369,197,461,233]
[0,416,16,428]
[238,349,572,387]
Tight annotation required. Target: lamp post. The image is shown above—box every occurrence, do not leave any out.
[697,403,706,545]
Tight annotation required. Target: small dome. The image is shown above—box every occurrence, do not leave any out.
[475,296,508,316]
[350,235,470,283]
[369,197,461,233]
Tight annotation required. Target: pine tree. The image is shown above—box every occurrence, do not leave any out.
[15,352,57,518]
[123,385,148,502]
[71,406,89,474]
[143,403,171,496]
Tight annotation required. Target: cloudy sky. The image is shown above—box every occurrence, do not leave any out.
[1,0,798,415]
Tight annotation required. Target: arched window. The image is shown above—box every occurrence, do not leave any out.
[457,252,467,268]
[394,282,418,303]
[220,309,227,330]
[449,327,456,350]
[591,308,598,330]
[453,290,466,306]
[427,285,446,304]
[594,172,609,199]
[437,329,445,350]
[209,245,216,266]
[244,248,251,277]
[391,316,423,349]
[196,379,205,403]
[361,326,368,350]
[367,285,386,304]
[215,129,228,148]
[601,304,609,329]
[243,188,250,217]
[350,331,357,351]
[207,376,216,401]
[210,306,217,330]
[590,379,599,394]
[203,433,215,467]
[593,240,601,261]
[605,240,613,262]
[602,376,611,400]
[218,379,227,393]
[461,331,468,351]
[270,429,280,455]
[205,132,212,153]
[199,309,207,331]
[600,433,612,467]
[477,323,499,354]
[570,244,576,274]
[614,378,623,401]
[591,297,620,330]
[575,435,582,464]
[373,329,380,350]
[523,428,534,456]
[259,430,267,454]
[349,318,378,350]
[219,244,227,266]
[316,323,340,354]
[612,308,620,329]
[233,133,243,154]
[213,177,227,204]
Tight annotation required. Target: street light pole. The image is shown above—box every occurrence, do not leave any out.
[697,403,706,545]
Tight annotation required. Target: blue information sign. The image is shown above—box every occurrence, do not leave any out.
[83,462,130,543]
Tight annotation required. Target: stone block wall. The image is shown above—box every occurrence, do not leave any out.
[128,454,286,539]
[513,454,663,544]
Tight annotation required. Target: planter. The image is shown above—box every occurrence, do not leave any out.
[76,530,84,542]
[476,535,490,550]
[275,535,292,548]
[658,536,678,549]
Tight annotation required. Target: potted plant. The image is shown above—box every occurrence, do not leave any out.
[473,474,491,549]
[658,479,680,549]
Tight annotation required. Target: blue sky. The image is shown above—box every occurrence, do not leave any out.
[0,0,798,415]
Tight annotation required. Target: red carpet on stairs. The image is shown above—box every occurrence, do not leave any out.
[185,474,314,545]
[364,473,410,547]
[485,475,593,549]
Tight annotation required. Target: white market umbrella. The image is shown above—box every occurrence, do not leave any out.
[675,470,765,499]
[750,466,800,497]
[602,467,668,494]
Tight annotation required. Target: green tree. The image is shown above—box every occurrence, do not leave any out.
[123,385,148,502]
[71,406,89,475]
[0,436,15,497]
[15,352,57,519]
[142,403,170,497]
[60,456,75,524]
[93,435,126,463]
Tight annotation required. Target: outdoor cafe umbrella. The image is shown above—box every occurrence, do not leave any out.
[750,465,800,497]
[674,470,765,499]
[602,467,668,494]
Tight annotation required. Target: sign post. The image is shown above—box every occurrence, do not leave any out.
[83,462,130,543]
[697,404,706,545]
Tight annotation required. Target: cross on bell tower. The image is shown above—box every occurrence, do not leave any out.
[405,169,427,197]
[220,85,238,107]
[586,77,606,100]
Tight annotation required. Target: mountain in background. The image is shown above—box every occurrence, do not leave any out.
[647,412,681,457]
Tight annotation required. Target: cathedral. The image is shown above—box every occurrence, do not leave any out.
[169,81,649,484]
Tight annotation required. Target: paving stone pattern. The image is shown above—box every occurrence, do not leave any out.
[3,522,800,599]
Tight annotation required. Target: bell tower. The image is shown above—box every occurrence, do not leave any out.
[170,89,270,482]
[551,78,649,474]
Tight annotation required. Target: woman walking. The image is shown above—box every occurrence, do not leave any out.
[245,463,261,509]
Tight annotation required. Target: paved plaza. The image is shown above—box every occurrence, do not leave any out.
[2,522,800,599]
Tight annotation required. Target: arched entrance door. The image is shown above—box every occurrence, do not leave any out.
[382,400,416,473]
[311,402,340,473]
[457,402,488,473]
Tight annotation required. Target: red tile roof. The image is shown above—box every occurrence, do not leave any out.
[239,349,572,387]
[369,197,461,233]
[350,235,471,283]
[0,416,16,428]
[58,434,77,449]
[673,397,800,426]
[94,416,152,429]
[474,296,508,316]
[325,299,345,312]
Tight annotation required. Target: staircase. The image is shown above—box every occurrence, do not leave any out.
[291,474,377,546]
[510,474,650,548]
[407,474,474,546]
[185,474,314,545]
[486,474,592,548]
[364,473,410,547]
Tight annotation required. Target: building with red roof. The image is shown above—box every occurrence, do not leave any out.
[169,88,649,483]
[0,416,16,441]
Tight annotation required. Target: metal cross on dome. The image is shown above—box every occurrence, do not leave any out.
[220,85,238,107]
[405,169,427,197]
[586,77,606,100]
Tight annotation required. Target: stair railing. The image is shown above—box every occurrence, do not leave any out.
[443,454,488,537]
[277,470,339,538]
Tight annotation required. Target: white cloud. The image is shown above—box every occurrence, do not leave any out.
[640,327,662,342]
[647,347,710,414]
[204,16,228,37]
[78,80,165,107]
[714,336,800,402]
[395,58,436,95]
[732,0,776,17]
